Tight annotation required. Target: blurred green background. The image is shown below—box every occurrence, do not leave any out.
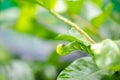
[0,0,120,80]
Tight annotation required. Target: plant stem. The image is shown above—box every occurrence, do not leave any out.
[50,10,96,44]
[73,15,104,40]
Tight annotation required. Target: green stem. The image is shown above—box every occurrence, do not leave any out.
[50,10,96,44]
[73,15,104,40]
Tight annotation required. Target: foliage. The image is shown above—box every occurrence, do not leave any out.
[0,0,120,80]
[57,57,112,80]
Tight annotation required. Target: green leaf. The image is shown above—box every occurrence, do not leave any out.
[56,34,79,42]
[57,57,111,80]
[56,41,91,56]
[15,4,58,40]
[65,0,84,15]
[36,0,57,9]
[91,39,120,71]
[91,3,113,29]
[0,61,35,80]
[69,28,91,45]
[15,4,36,32]
[56,28,92,45]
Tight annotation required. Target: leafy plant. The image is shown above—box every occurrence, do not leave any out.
[0,0,120,80]
[35,0,120,80]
